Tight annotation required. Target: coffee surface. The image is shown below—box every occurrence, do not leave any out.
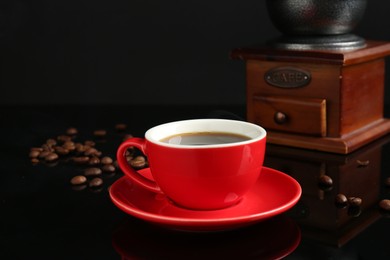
[160,132,251,145]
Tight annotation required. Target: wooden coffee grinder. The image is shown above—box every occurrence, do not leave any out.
[231,0,390,154]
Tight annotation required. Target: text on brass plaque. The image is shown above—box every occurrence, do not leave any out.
[265,67,311,88]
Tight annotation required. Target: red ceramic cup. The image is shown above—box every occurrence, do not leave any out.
[116,119,266,210]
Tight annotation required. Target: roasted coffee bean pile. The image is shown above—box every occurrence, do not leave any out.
[28,125,148,191]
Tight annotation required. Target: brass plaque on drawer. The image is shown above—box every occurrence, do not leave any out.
[264,66,311,88]
[252,95,327,136]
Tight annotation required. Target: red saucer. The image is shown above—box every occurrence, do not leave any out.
[109,167,301,231]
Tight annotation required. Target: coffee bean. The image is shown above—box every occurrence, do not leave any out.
[54,146,69,155]
[84,147,101,157]
[101,156,113,165]
[123,134,134,141]
[70,175,87,185]
[348,197,362,207]
[113,160,119,169]
[129,156,147,169]
[63,141,76,151]
[379,199,390,211]
[126,147,135,156]
[84,167,102,176]
[93,129,107,137]
[41,144,54,152]
[46,138,57,146]
[45,152,59,162]
[38,150,51,159]
[335,194,348,207]
[115,123,127,131]
[88,156,100,165]
[84,140,96,147]
[30,147,44,152]
[57,135,72,143]
[29,150,40,158]
[89,177,103,188]
[72,156,90,164]
[318,175,333,187]
[75,143,87,153]
[102,164,116,173]
[66,127,78,135]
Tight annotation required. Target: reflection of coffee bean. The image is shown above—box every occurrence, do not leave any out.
[71,175,87,185]
[356,159,370,167]
[72,184,87,191]
[379,199,390,211]
[72,156,90,164]
[85,167,102,177]
[102,164,116,173]
[348,205,361,217]
[31,158,39,164]
[89,177,103,187]
[335,194,348,208]
[348,197,362,207]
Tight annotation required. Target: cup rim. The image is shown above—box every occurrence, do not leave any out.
[144,119,266,149]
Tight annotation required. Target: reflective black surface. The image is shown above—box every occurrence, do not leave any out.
[1,105,390,259]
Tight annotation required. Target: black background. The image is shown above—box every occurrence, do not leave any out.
[1,0,390,106]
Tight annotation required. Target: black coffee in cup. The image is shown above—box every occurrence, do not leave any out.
[160,132,251,146]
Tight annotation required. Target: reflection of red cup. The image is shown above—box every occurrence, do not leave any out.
[112,215,301,260]
[117,119,266,210]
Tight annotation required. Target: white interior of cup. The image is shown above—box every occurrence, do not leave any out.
[145,119,266,148]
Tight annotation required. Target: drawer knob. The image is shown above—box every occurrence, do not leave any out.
[274,111,288,124]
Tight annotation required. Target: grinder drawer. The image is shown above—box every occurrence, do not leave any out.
[252,95,327,136]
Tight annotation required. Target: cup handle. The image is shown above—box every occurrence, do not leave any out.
[116,138,161,193]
